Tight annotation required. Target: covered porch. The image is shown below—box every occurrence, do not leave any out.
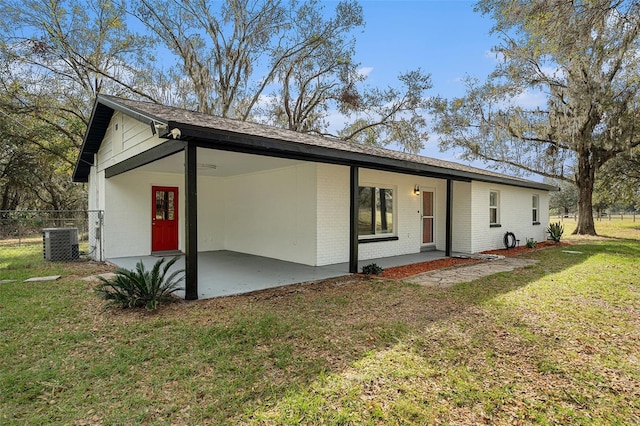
[108,249,450,299]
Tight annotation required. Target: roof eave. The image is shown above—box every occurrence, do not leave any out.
[72,95,170,182]
[170,120,558,191]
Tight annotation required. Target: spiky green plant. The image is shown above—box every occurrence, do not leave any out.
[96,257,184,310]
[361,263,384,275]
[547,221,564,242]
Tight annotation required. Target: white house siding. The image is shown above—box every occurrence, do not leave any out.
[96,112,165,173]
[86,163,102,259]
[451,181,473,254]
[223,163,318,265]
[469,181,550,253]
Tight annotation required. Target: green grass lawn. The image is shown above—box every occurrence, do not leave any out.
[1,221,639,424]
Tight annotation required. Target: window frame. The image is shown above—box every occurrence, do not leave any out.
[489,190,500,227]
[532,194,540,224]
[357,184,397,240]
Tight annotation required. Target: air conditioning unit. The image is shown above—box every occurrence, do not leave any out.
[43,228,79,261]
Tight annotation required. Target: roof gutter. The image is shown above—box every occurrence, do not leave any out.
[98,94,168,129]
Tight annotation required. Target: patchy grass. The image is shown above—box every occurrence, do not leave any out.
[1,222,640,424]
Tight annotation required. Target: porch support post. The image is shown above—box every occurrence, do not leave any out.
[184,142,198,300]
[445,178,453,257]
[349,166,359,273]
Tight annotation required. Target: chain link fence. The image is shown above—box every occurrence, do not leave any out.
[0,210,104,262]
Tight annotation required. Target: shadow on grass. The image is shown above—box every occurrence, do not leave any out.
[234,239,640,423]
[3,238,639,424]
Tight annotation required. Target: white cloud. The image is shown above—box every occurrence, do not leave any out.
[357,66,374,77]
[511,89,547,109]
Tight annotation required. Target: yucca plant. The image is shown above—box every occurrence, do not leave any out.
[547,221,564,242]
[96,257,184,310]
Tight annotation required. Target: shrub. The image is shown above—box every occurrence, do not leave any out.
[526,238,537,248]
[96,257,184,310]
[547,221,564,242]
[361,263,384,275]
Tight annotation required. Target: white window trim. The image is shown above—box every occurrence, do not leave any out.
[489,190,500,226]
[532,194,540,224]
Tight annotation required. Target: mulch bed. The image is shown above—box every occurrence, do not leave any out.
[380,240,567,280]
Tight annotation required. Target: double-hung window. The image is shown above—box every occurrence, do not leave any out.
[358,186,394,237]
[489,190,500,226]
[532,194,540,223]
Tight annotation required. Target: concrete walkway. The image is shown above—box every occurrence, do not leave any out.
[404,257,539,288]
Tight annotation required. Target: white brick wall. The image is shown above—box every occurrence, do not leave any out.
[316,164,350,266]
[315,166,449,265]
[469,181,550,253]
[224,163,318,265]
[92,112,552,263]
[452,181,472,253]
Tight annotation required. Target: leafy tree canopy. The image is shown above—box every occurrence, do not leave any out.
[431,0,640,235]
[0,0,433,211]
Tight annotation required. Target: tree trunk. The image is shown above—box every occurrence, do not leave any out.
[573,151,597,235]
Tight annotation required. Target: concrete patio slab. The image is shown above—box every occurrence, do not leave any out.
[109,250,450,299]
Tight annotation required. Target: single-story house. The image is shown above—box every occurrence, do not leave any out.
[73,94,557,300]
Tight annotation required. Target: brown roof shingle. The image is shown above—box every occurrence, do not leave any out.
[74,94,556,191]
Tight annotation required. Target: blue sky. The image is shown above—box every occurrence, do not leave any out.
[341,0,503,166]
[354,0,497,97]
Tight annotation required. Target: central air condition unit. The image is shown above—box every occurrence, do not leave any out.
[43,228,79,261]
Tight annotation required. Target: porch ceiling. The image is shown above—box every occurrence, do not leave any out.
[137,148,306,177]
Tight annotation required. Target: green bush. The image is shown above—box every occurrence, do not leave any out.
[96,257,184,310]
[362,263,384,275]
[526,238,537,248]
[547,221,564,242]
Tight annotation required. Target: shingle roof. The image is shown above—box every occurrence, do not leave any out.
[73,94,557,191]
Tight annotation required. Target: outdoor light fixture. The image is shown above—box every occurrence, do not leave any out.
[414,184,420,195]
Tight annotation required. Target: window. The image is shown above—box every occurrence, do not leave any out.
[489,191,499,225]
[532,195,539,223]
[358,186,394,236]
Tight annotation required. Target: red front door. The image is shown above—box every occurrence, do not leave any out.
[152,186,178,252]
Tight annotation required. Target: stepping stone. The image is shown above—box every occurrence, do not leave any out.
[0,280,17,284]
[562,250,583,254]
[406,258,539,288]
[24,275,61,282]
